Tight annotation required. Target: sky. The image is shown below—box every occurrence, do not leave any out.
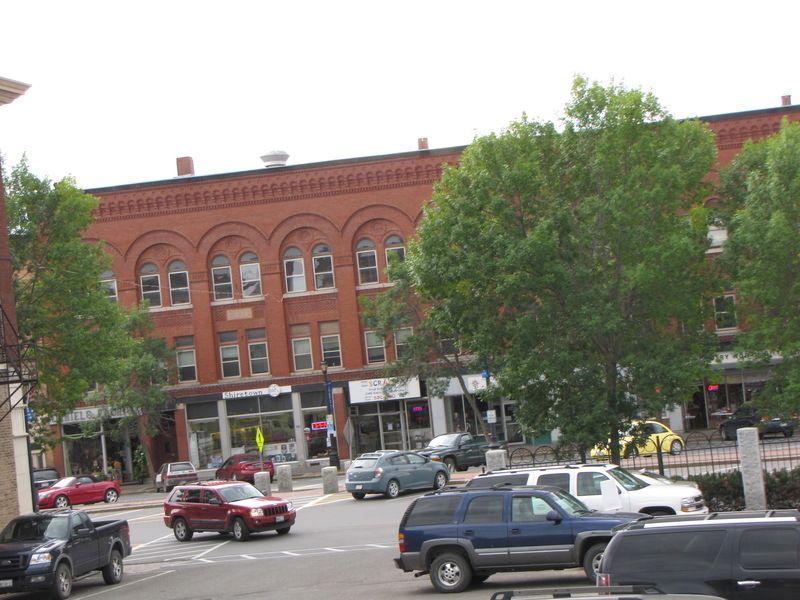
[1,1,797,190]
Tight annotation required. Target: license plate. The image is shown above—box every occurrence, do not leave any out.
[276,515,284,522]
[355,484,363,490]
[0,580,12,589]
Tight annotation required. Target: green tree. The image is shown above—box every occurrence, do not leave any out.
[5,158,133,439]
[719,120,800,414]
[408,77,719,462]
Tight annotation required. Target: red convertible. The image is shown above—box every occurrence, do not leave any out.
[37,475,121,508]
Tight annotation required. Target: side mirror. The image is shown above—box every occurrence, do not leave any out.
[75,529,92,539]
[546,510,562,524]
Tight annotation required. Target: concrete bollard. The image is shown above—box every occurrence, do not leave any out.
[254,471,271,495]
[738,427,767,510]
[486,449,508,472]
[321,466,339,494]
[276,464,293,493]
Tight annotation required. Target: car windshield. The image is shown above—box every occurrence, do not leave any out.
[0,516,70,542]
[548,489,592,515]
[51,477,77,488]
[218,483,263,502]
[606,467,648,491]
[427,434,461,447]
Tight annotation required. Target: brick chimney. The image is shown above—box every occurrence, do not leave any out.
[418,138,429,150]
[176,156,195,177]
[782,95,792,106]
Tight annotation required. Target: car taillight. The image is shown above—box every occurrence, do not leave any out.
[597,573,610,586]
[398,533,405,553]
[761,416,770,422]
[375,467,384,477]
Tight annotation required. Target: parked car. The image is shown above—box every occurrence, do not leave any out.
[215,453,275,483]
[0,509,131,599]
[163,480,295,542]
[37,475,121,509]
[718,403,796,440]
[466,463,707,516]
[591,421,685,459]
[345,450,449,499]
[417,432,494,472]
[597,509,800,599]
[32,467,60,490]
[395,484,648,592]
[154,461,198,492]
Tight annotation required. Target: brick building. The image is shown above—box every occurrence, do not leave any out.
[51,100,800,479]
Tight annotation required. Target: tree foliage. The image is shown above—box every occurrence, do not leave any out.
[719,120,800,414]
[407,77,720,461]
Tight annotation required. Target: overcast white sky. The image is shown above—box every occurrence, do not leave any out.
[1,1,797,190]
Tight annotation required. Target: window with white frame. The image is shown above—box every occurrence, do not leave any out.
[100,270,117,302]
[320,321,341,367]
[140,263,162,307]
[239,252,262,297]
[312,244,335,290]
[211,255,234,300]
[356,238,379,285]
[365,331,386,364]
[385,235,406,281]
[290,324,312,370]
[708,224,728,251]
[168,260,191,305]
[284,247,306,293]
[247,328,269,375]
[218,331,240,378]
[175,336,196,382]
[394,327,413,359]
[714,294,737,330]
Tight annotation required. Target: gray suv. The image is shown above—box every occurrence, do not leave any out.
[597,510,800,599]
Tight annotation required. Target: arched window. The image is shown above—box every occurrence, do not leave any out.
[239,252,262,297]
[100,270,117,302]
[384,235,405,281]
[168,260,190,305]
[283,247,306,293]
[211,255,233,300]
[140,263,161,307]
[356,238,378,285]
[312,243,334,290]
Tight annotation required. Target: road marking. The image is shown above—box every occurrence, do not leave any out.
[79,569,175,597]
[192,540,230,559]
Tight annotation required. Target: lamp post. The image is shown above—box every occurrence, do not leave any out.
[320,361,340,469]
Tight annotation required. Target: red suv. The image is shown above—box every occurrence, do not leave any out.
[215,453,275,482]
[163,481,296,542]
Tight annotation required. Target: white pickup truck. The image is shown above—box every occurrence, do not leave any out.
[466,463,707,516]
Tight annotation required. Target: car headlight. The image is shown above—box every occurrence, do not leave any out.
[250,508,264,517]
[285,501,293,511]
[29,553,52,565]
[38,492,51,499]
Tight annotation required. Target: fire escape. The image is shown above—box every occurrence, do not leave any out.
[0,302,38,422]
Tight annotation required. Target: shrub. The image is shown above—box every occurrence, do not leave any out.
[691,467,800,511]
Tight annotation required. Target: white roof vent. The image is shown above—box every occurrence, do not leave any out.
[260,150,289,167]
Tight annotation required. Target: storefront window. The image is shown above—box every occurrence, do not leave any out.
[303,409,331,459]
[227,411,296,463]
[188,419,222,469]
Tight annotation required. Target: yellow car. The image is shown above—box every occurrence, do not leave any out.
[591,420,684,459]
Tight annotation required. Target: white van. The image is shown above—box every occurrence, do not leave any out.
[466,463,707,516]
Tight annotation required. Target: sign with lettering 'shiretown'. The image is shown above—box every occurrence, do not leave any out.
[348,376,421,404]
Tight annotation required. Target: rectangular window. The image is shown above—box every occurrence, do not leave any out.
[365,331,386,364]
[292,338,312,371]
[169,270,191,305]
[357,250,379,285]
[385,246,405,281]
[714,295,737,330]
[394,327,412,359]
[212,266,233,300]
[141,274,162,307]
[240,263,262,297]
[175,336,196,382]
[313,255,335,289]
[220,345,240,378]
[101,278,118,302]
[246,328,268,374]
[284,258,306,293]
[321,335,341,367]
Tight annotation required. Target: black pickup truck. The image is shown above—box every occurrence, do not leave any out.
[0,509,131,599]
[418,432,495,472]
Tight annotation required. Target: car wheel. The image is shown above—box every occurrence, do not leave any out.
[351,492,366,500]
[102,548,123,585]
[232,472,239,481]
[784,428,794,438]
[623,445,638,459]
[276,526,291,535]
[232,517,251,541]
[104,489,118,503]
[433,471,448,490]
[173,517,194,542]
[443,458,457,474]
[51,562,72,600]
[720,427,732,441]
[583,542,606,581]
[669,440,684,456]
[384,479,401,499]
[54,495,70,509]
[430,552,472,593]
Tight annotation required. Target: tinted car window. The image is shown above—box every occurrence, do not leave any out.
[609,530,726,572]
[405,496,462,527]
[466,473,529,488]
[739,528,799,569]
[537,473,570,490]
[464,495,504,523]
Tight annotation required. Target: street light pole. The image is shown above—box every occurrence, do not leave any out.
[320,361,340,469]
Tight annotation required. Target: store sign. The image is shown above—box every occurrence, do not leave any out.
[310,421,328,430]
[348,377,421,404]
[222,385,291,400]
[58,405,131,424]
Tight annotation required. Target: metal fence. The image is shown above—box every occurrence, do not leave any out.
[506,431,800,480]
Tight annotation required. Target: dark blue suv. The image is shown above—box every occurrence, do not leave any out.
[394,484,646,593]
